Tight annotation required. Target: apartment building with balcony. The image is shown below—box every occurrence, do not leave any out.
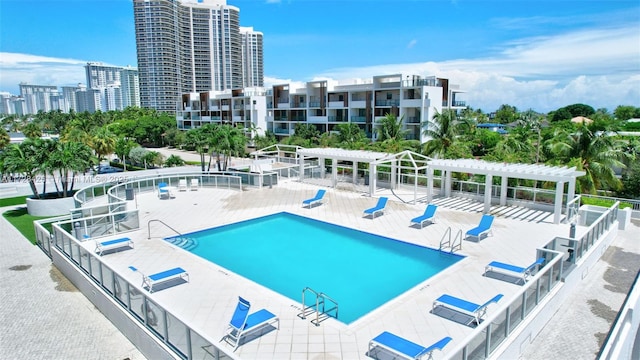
[176,73,466,144]
[177,87,268,139]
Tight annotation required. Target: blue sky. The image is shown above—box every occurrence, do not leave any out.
[1,0,639,113]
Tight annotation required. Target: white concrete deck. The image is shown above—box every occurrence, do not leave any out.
[83,179,582,360]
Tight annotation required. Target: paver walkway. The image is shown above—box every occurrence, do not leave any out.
[0,205,146,360]
[521,219,640,360]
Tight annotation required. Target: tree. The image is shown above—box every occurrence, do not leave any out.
[336,123,366,149]
[184,127,209,171]
[90,127,117,161]
[0,140,43,198]
[518,109,543,163]
[614,105,640,121]
[546,124,630,193]
[493,104,518,124]
[0,128,10,149]
[422,109,463,158]
[48,141,94,197]
[165,154,185,167]
[210,125,246,171]
[22,122,42,139]
[128,147,149,168]
[114,137,138,171]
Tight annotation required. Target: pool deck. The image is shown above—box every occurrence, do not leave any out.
[80,179,591,360]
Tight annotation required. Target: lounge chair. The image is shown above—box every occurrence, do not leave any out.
[190,178,198,191]
[363,197,388,219]
[128,266,189,293]
[178,179,188,191]
[410,204,438,228]
[485,258,545,283]
[221,296,279,351]
[432,293,503,325]
[158,182,170,199]
[95,237,133,256]
[465,214,494,241]
[368,331,452,360]
[302,189,326,208]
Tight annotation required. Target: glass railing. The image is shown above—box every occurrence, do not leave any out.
[47,223,231,360]
[447,249,565,360]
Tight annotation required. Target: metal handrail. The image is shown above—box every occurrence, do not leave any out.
[314,292,339,326]
[298,287,322,320]
[147,219,183,240]
[439,227,463,253]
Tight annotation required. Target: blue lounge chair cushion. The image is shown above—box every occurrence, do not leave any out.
[411,204,437,228]
[369,331,452,360]
[129,266,189,292]
[95,237,133,255]
[148,267,187,282]
[433,293,503,325]
[222,296,279,350]
[364,197,388,217]
[466,215,494,240]
[302,189,326,207]
[485,258,545,281]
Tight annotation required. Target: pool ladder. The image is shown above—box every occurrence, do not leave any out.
[297,287,339,326]
[439,226,462,253]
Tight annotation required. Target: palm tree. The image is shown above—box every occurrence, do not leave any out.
[90,127,117,161]
[211,125,246,171]
[185,127,209,171]
[114,137,138,171]
[0,140,43,198]
[519,109,543,163]
[336,123,366,149]
[0,128,10,149]
[376,113,407,143]
[49,141,94,197]
[422,109,463,158]
[546,124,630,193]
[22,122,42,139]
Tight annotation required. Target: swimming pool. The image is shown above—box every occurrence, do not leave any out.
[166,212,464,324]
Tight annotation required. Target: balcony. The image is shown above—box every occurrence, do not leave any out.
[328,116,347,122]
[273,128,291,135]
[308,101,321,108]
[328,101,345,108]
[452,100,467,107]
[351,116,366,123]
[375,99,400,107]
[406,116,420,124]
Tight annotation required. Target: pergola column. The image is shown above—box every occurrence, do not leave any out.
[567,179,576,204]
[484,174,493,213]
[352,162,357,185]
[445,171,452,197]
[427,166,434,203]
[500,175,508,206]
[391,159,397,189]
[554,181,565,224]
[298,155,305,183]
[369,162,376,196]
[319,157,325,178]
[331,158,338,188]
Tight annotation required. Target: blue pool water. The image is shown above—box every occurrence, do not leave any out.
[166,212,463,324]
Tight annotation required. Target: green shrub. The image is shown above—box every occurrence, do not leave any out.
[580,197,633,209]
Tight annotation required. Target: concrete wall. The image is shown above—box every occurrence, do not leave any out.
[27,196,76,216]
[50,248,179,360]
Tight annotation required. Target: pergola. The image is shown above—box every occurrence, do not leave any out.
[297,148,390,196]
[427,159,586,224]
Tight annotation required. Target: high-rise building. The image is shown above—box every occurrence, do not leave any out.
[19,83,59,114]
[121,66,141,108]
[133,0,262,114]
[84,62,140,112]
[240,27,264,88]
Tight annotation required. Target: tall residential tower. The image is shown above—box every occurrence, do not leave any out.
[133,0,263,114]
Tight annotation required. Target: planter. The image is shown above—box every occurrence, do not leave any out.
[26,195,76,216]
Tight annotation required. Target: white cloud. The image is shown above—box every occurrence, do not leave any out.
[307,25,640,112]
[0,52,88,93]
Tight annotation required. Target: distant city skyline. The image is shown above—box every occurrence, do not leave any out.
[0,0,639,113]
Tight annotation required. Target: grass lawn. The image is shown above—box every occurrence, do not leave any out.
[1,195,53,245]
[2,207,52,245]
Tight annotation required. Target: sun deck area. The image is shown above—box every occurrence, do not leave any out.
[68,179,588,360]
